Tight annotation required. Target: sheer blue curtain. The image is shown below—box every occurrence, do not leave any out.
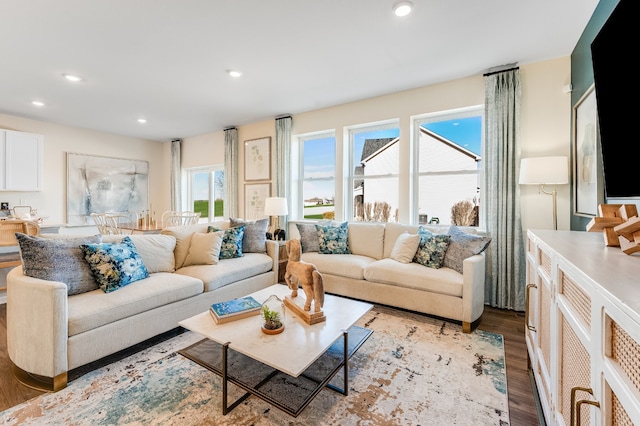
[483,68,525,310]
[170,139,181,211]
[224,127,239,218]
[275,116,292,231]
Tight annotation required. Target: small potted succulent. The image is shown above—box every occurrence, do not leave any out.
[261,295,285,335]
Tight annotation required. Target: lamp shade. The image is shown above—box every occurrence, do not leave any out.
[264,197,288,216]
[519,156,569,185]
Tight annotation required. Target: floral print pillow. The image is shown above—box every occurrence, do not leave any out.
[413,226,451,269]
[316,221,351,254]
[208,225,245,259]
[80,236,149,293]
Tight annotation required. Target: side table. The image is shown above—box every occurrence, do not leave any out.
[276,240,288,283]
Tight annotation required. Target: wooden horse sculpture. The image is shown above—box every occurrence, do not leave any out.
[284,239,324,313]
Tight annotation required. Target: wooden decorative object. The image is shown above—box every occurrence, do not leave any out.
[586,204,638,247]
[284,295,326,325]
[587,204,640,254]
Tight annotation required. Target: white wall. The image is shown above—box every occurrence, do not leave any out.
[0,114,170,227]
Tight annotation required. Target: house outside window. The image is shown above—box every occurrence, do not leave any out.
[187,166,224,222]
[348,123,400,222]
[414,107,483,227]
[299,133,336,220]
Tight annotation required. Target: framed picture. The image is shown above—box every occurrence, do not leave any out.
[67,153,149,226]
[244,137,271,181]
[245,183,270,220]
[573,84,600,217]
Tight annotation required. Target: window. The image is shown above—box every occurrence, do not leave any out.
[414,107,483,226]
[348,122,400,222]
[187,166,224,222]
[299,133,335,220]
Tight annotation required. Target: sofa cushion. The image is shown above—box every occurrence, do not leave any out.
[67,273,204,336]
[103,234,176,273]
[175,253,273,292]
[301,252,376,280]
[162,221,229,269]
[80,236,150,293]
[208,225,245,259]
[364,258,463,297]
[348,222,385,260]
[413,226,451,269]
[16,233,102,295]
[230,217,268,253]
[443,225,492,274]
[183,230,224,266]
[383,222,449,258]
[390,232,420,264]
[296,220,331,253]
[316,221,350,254]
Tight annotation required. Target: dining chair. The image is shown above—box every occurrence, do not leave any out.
[90,213,111,234]
[105,212,139,235]
[161,211,201,227]
[0,219,41,290]
[11,206,33,219]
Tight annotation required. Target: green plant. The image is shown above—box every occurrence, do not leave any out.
[261,305,282,330]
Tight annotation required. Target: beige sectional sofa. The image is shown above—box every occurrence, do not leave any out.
[288,221,489,333]
[7,221,279,390]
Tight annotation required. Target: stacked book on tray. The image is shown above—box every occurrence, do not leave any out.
[209,296,262,324]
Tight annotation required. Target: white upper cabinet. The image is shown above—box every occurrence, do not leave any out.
[0,129,44,191]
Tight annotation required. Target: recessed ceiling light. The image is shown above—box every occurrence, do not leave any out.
[138,118,147,124]
[32,101,45,107]
[392,0,413,17]
[62,73,83,82]
[227,69,242,78]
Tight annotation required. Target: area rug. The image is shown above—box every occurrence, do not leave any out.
[0,305,509,425]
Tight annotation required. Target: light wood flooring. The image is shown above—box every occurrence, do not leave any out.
[0,303,540,425]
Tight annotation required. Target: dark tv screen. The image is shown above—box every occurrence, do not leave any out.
[590,0,638,197]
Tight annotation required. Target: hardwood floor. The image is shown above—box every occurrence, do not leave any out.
[0,303,540,425]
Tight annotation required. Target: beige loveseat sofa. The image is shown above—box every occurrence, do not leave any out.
[289,221,489,333]
[7,221,279,390]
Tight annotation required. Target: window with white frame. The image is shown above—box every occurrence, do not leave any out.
[298,132,336,220]
[348,122,400,222]
[414,107,483,227]
[187,165,224,222]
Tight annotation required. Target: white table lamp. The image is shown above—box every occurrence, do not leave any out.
[519,156,569,230]
[264,197,288,240]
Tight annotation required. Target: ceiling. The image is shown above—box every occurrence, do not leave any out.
[0,0,599,142]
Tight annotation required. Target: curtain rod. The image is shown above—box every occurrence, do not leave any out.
[483,66,519,77]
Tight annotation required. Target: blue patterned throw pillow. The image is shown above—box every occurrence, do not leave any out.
[80,236,149,293]
[413,226,451,268]
[316,221,351,254]
[207,225,245,259]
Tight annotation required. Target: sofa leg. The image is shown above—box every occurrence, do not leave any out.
[462,321,471,333]
[53,372,68,391]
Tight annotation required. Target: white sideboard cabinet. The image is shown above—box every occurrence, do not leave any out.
[0,129,44,191]
[526,229,640,425]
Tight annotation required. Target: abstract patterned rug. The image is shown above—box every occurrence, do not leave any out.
[0,305,509,425]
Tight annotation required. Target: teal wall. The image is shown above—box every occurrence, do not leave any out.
[570,0,620,231]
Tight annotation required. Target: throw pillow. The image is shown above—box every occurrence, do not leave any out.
[80,236,149,293]
[183,231,224,266]
[229,217,268,253]
[16,233,102,296]
[413,226,451,268]
[389,232,421,264]
[207,225,245,259]
[443,225,492,273]
[296,220,332,252]
[316,221,350,254]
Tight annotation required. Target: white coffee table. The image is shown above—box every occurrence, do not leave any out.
[178,283,373,417]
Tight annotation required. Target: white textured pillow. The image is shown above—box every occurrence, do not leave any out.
[183,231,224,266]
[389,232,421,264]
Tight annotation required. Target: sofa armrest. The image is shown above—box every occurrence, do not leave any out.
[461,252,486,324]
[7,266,69,378]
[265,240,280,280]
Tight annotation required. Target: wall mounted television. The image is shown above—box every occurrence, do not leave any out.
[590,0,638,198]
